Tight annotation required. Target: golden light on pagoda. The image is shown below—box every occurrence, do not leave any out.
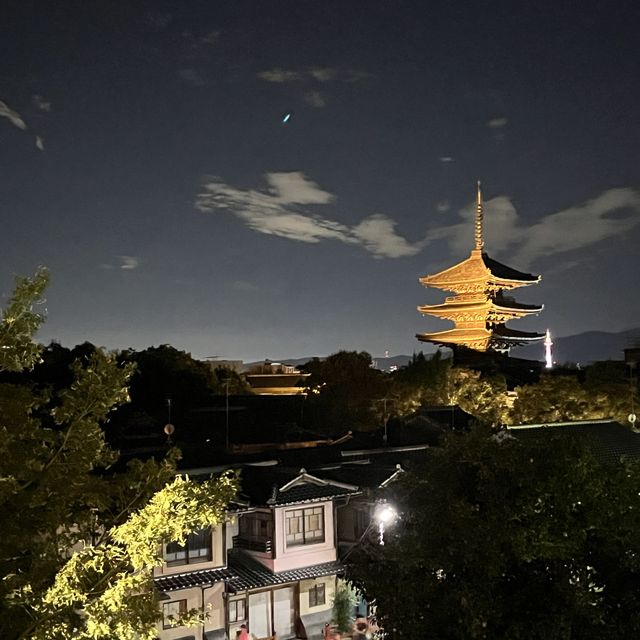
[416,182,544,354]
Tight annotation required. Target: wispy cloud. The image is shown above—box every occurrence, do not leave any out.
[427,188,640,268]
[436,200,451,213]
[309,67,337,82]
[32,95,52,112]
[35,136,44,151]
[182,29,221,54]
[438,156,455,163]
[257,66,368,84]
[102,256,140,270]
[488,117,508,128]
[233,280,259,292]
[196,172,423,258]
[303,90,326,108]
[256,66,369,110]
[119,256,140,270]
[0,100,27,130]
[257,68,303,83]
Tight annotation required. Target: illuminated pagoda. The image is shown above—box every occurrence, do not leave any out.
[417,182,544,353]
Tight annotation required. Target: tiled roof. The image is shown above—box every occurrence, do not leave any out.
[492,326,545,341]
[507,419,640,465]
[227,552,343,592]
[154,553,343,593]
[482,254,540,282]
[272,482,356,505]
[237,466,359,506]
[154,566,235,592]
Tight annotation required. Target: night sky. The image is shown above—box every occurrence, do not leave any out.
[2,1,639,361]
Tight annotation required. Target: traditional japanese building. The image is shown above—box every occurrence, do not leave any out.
[417,183,544,353]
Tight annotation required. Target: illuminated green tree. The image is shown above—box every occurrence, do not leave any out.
[0,271,238,639]
[390,353,509,426]
[509,374,633,425]
[349,426,640,639]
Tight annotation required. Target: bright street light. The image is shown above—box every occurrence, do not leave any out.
[373,502,397,545]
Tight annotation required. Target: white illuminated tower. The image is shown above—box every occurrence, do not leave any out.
[544,329,553,369]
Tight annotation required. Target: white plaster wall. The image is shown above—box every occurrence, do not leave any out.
[299,575,336,617]
[156,582,226,640]
[272,501,337,572]
[157,586,201,640]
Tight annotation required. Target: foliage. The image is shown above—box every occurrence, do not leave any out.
[349,425,640,639]
[389,353,634,429]
[103,345,250,446]
[0,272,238,639]
[32,473,238,640]
[389,352,509,426]
[509,374,633,425]
[445,368,508,426]
[390,351,453,414]
[0,268,49,372]
[302,351,389,432]
[331,579,358,633]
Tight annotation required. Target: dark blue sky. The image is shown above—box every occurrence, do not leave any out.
[2,0,639,360]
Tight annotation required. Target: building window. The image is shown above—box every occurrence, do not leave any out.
[165,528,211,565]
[239,512,273,541]
[309,583,326,607]
[285,506,324,546]
[163,599,187,628]
[228,597,246,623]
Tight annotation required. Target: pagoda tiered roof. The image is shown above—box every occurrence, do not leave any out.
[418,297,542,323]
[420,250,540,294]
[416,182,544,354]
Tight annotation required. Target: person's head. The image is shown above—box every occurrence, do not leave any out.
[240,624,247,629]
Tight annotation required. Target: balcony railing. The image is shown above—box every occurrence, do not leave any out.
[233,535,272,553]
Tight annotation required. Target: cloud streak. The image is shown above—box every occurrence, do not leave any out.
[428,188,640,268]
[257,67,343,84]
[196,172,423,258]
[32,95,52,112]
[119,256,140,270]
[0,100,27,129]
[303,90,326,108]
[488,117,508,128]
[256,67,369,109]
[196,173,639,266]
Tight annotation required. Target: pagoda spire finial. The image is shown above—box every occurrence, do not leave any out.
[475,180,484,250]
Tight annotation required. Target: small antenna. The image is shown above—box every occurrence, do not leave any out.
[474,181,484,251]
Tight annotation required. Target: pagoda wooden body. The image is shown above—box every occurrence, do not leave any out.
[417,184,544,353]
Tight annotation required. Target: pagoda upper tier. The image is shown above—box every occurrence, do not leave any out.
[417,183,544,353]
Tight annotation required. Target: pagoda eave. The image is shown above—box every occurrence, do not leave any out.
[416,328,493,351]
[490,329,545,350]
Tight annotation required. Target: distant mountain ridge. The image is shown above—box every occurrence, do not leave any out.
[513,328,640,365]
[245,328,640,371]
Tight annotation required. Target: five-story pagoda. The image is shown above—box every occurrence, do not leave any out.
[417,183,544,353]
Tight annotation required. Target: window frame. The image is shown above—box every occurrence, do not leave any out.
[165,528,212,566]
[285,505,325,547]
[163,599,187,629]
[308,583,326,607]
[228,597,247,623]
[239,511,273,541]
